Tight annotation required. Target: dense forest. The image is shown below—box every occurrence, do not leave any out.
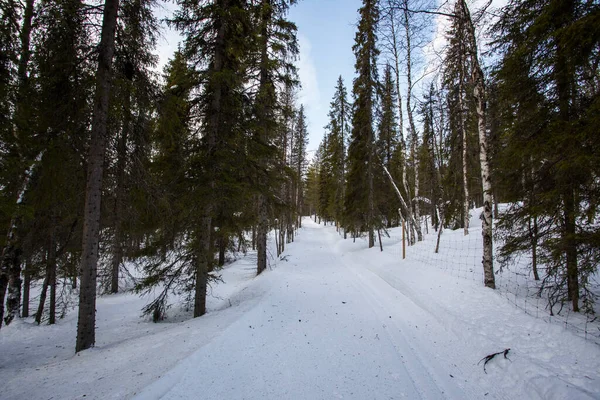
[307,0,599,314]
[0,0,598,353]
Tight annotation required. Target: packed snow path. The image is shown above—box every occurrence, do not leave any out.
[136,219,486,400]
[3,217,599,399]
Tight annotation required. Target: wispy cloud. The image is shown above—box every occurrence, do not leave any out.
[296,34,325,155]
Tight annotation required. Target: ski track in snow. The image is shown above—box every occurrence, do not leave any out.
[2,217,600,399]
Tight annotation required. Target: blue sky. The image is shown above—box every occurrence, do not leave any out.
[156,0,364,155]
[288,0,363,154]
[155,0,505,156]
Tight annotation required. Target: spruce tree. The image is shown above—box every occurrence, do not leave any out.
[292,104,308,228]
[172,0,252,316]
[493,0,600,310]
[134,51,196,321]
[0,0,36,328]
[443,1,473,234]
[29,0,90,326]
[324,76,351,230]
[107,0,159,293]
[345,0,379,247]
[250,0,299,275]
[76,0,120,352]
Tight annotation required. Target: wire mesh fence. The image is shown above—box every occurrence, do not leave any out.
[379,226,600,345]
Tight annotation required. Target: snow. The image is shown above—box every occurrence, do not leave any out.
[2,217,600,399]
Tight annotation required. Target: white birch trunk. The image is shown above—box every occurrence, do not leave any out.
[459,77,470,235]
[402,2,422,243]
[461,0,495,289]
[382,165,421,237]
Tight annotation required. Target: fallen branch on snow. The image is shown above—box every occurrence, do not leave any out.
[478,348,511,373]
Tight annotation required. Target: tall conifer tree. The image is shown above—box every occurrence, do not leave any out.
[251,0,298,275]
[345,0,379,247]
[173,0,252,316]
[494,0,600,310]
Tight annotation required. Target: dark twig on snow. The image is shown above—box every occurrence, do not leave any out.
[478,348,511,373]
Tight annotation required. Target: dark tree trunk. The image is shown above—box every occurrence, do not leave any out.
[529,215,540,281]
[37,233,56,324]
[564,189,579,311]
[256,196,268,275]
[194,216,211,317]
[22,261,30,318]
[0,275,7,329]
[48,255,57,325]
[111,92,129,294]
[3,245,22,326]
[35,275,49,325]
[553,0,578,311]
[218,235,227,267]
[76,0,120,353]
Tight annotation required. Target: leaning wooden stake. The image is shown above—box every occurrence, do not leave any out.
[401,216,406,260]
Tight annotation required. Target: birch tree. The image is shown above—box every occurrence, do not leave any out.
[458,0,495,288]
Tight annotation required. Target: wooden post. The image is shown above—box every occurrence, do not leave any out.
[402,219,406,259]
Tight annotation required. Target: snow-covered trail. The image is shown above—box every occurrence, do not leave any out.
[135,219,482,400]
[3,217,599,399]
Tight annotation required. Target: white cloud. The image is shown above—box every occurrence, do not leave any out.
[296,34,325,156]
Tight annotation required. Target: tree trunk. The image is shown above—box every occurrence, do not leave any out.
[564,188,579,311]
[0,152,43,329]
[48,255,57,325]
[111,89,129,294]
[1,0,36,329]
[37,228,57,325]
[459,72,470,235]
[218,235,227,267]
[388,9,404,147]
[76,0,120,353]
[368,136,375,249]
[256,0,274,275]
[387,7,413,245]
[3,244,22,326]
[402,2,422,244]
[461,0,495,289]
[382,165,421,237]
[194,215,211,317]
[22,260,30,318]
[529,215,539,281]
[0,275,7,329]
[553,1,578,311]
[35,276,49,325]
[435,206,444,254]
[257,196,268,275]
[274,225,280,257]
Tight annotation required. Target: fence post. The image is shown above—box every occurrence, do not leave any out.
[402,219,406,260]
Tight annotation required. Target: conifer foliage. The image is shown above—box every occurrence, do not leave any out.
[345,0,379,247]
[0,0,307,349]
[493,0,600,311]
[0,0,598,355]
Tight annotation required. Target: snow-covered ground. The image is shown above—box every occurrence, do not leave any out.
[2,217,600,399]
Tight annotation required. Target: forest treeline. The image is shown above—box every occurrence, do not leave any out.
[0,0,598,352]
[0,0,308,351]
[305,0,599,315]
